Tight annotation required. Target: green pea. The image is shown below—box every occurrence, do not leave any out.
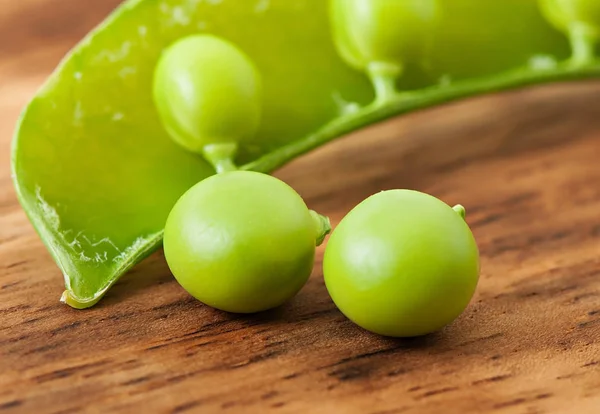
[163,171,330,314]
[323,190,479,337]
[153,34,262,172]
[329,0,440,104]
[538,0,600,64]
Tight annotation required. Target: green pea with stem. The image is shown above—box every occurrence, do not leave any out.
[329,0,441,105]
[538,0,600,65]
[153,34,262,172]
[156,35,334,313]
[164,171,331,314]
[323,190,479,337]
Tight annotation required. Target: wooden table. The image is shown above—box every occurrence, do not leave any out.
[1,1,599,413]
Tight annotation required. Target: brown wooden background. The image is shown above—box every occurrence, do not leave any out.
[1,1,599,413]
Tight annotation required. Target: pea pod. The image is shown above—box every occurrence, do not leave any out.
[11,0,600,308]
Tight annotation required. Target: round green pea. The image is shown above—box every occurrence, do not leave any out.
[323,190,480,337]
[153,34,262,154]
[163,171,329,314]
[329,0,440,74]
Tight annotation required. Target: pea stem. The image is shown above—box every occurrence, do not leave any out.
[203,143,239,173]
[243,60,600,175]
[568,23,597,67]
[367,62,402,105]
[452,204,466,220]
[309,210,331,246]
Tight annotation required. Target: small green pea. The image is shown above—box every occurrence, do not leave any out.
[329,0,440,104]
[153,34,262,171]
[323,190,479,337]
[163,171,330,314]
[538,0,600,64]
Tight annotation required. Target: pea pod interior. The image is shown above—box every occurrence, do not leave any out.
[11,0,600,308]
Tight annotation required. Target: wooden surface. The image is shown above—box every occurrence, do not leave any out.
[1,1,600,413]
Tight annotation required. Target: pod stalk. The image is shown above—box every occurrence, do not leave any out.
[367,62,402,105]
[309,210,331,246]
[453,204,466,220]
[203,143,239,173]
[568,23,597,67]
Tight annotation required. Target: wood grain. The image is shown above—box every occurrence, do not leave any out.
[1,1,599,413]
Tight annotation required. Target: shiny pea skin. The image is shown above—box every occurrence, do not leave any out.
[329,0,440,103]
[323,190,480,337]
[163,171,330,314]
[538,0,600,64]
[153,34,262,171]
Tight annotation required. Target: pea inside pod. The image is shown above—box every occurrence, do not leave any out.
[323,190,479,337]
[153,34,262,172]
[538,0,600,65]
[164,171,331,314]
[329,0,440,105]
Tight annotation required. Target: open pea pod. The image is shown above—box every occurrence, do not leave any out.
[12,0,600,309]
